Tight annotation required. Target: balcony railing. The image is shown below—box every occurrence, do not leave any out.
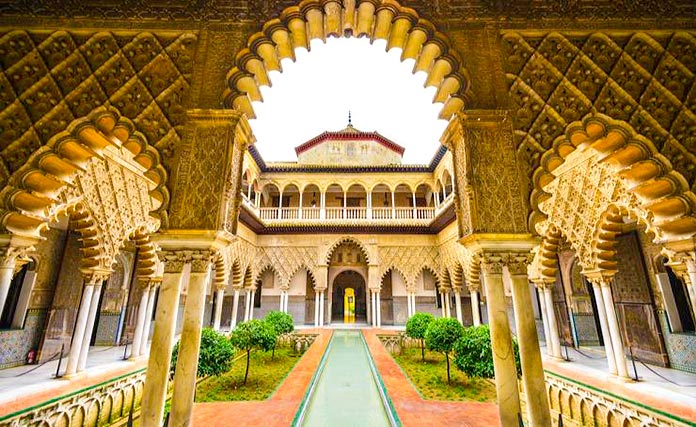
[253,205,442,224]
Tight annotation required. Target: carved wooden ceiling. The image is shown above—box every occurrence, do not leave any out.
[0,29,197,188]
[503,31,696,193]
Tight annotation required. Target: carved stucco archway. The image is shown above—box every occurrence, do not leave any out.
[222,0,472,121]
[530,114,696,278]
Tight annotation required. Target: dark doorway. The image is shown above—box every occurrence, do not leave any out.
[331,270,366,323]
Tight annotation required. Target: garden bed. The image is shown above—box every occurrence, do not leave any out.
[195,347,302,402]
[392,347,497,402]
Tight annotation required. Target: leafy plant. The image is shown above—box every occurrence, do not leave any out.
[453,324,521,379]
[425,317,464,383]
[170,327,235,378]
[264,311,295,358]
[405,312,434,361]
[229,319,277,384]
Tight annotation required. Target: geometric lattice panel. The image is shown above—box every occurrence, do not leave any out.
[0,29,197,187]
[502,31,696,192]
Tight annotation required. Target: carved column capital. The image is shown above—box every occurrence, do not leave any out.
[0,244,34,268]
[190,250,216,273]
[503,252,533,277]
[479,252,505,275]
[583,270,614,288]
[81,268,112,285]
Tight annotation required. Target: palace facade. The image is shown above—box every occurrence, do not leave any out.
[0,1,695,427]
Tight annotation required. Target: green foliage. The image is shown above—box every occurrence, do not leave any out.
[405,312,434,361]
[170,327,235,377]
[264,311,295,336]
[229,319,277,384]
[453,325,522,379]
[425,317,465,383]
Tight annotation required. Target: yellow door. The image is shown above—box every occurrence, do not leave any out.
[344,288,355,323]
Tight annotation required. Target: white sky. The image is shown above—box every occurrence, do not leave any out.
[250,37,449,165]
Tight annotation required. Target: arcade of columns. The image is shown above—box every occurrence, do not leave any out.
[1,1,695,426]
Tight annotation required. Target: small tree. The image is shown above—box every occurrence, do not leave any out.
[453,325,521,379]
[425,317,464,383]
[264,311,294,358]
[229,319,277,384]
[170,327,235,377]
[405,312,434,361]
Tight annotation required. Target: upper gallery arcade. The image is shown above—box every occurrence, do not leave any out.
[0,1,695,427]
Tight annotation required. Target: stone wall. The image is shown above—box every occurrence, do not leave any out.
[0,310,47,369]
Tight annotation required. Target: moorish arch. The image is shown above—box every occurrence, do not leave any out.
[222,0,472,121]
[531,114,696,275]
[324,235,371,265]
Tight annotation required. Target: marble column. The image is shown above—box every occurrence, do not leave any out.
[599,278,629,378]
[284,291,289,313]
[376,291,381,328]
[470,288,481,327]
[170,255,213,427]
[249,288,256,320]
[411,292,417,315]
[314,292,320,327]
[371,290,377,327]
[454,290,463,324]
[444,291,452,318]
[508,260,551,427]
[440,292,446,317]
[533,283,552,357]
[590,280,617,375]
[481,256,521,427]
[139,282,158,356]
[243,289,251,322]
[65,281,95,376]
[682,257,696,319]
[0,256,16,319]
[279,291,285,311]
[141,258,188,426]
[130,281,150,359]
[319,290,325,327]
[231,288,240,329]
[212,288,224,331]
[406,293,412,318]
[542,286,562,359]
[77,280,104,372]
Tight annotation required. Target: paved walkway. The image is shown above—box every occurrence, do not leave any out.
[362,329,501,427]
[192,329,332,427]
[0,344,147,418]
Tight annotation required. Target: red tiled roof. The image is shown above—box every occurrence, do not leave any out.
[294,126,406,156]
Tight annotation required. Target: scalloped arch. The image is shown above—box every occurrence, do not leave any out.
[324,235,371,264]
[0,106,168,239]
[222,0,472,121]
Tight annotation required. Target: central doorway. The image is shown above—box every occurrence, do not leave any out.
[331,270,367,323]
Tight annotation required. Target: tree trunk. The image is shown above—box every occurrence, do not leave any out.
[243,349,251,384]
[272,344,276,359]
[446,352,450,383]
[421,339,425,361]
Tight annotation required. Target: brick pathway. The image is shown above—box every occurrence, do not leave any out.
[192,329,332,427]
[362,329,501,427]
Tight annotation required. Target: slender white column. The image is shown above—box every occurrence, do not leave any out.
[212,289,224,331]
[411,292,416,315]
[683,258,696,319]
[343,192,347,218]
[454,291,463,324]
[279,291,285,311]
[77,282,104,371]
[376,291,381,328]
[534,284,552,356]
[141,261,187,426]
[277,192,283,219]
[367,193,372,219]
[249,288,256,320]
[298,192,303,220]
[391,191,396,218]
[412,192,417,218]
[470,289,481,326]
[440,292,446,317]
[170,261,211,427]
[600,281,629,378]
[65,282,95,376]
[284,291,289,313]
[230,289,240,329]
[590,282,617,374]
[243,289,251,322]
[0,258,17,320]
[254,191,260,208]
[406,293,412,318]
[139,284,158,356]
[543,286,562,359]
[371,291,377,327]
[444,291,452,318]
[11,269,36,328]
[320,192,326,220]
[319,291,325,327]
[130,283,150,359]
[314,292,320,327]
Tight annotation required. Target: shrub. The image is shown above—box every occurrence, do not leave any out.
[425,317,464,383]
[264,311,295,358]
[230,319,277,384]
[170,327,235,377]
[405,312,434,361]
[453,325,521,379]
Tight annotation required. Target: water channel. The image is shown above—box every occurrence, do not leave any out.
[295,330,398,427]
